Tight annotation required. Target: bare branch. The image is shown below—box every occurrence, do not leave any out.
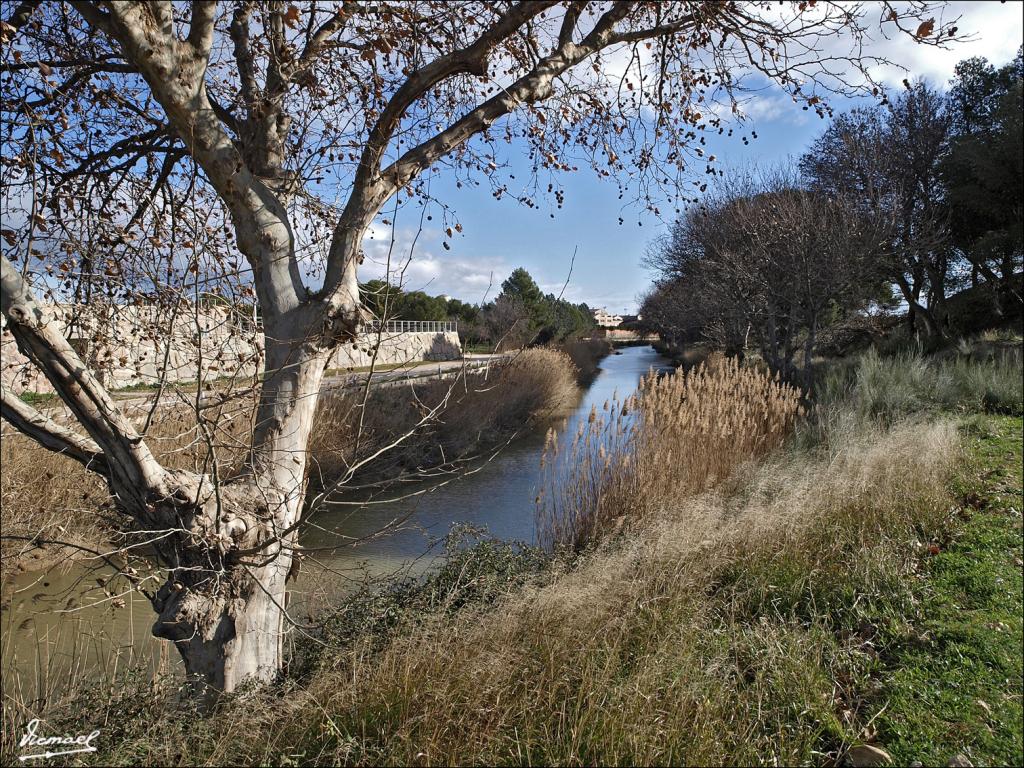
[0,256,165,498]
[383,3,638,189]
[1,384,109,476]
[187,0,218,56]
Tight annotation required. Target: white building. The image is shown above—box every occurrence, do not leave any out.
[592,307,623,328]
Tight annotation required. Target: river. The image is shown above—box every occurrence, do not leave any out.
[0,345,671,688]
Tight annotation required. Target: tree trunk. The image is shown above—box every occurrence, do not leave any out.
[150,323,333,696]
[894,272,946,345]
[149,490,298,696]
[802,318,817,393]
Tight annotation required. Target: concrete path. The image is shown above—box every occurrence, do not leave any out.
[4,355,514,427]
[99,353,512,414]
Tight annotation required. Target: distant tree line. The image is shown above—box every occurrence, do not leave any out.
[642,49,1023,387]
[361,267,595,350]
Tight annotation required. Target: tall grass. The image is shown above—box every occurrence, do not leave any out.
[18,415,959,766]
[817,345,1023,428]
[537,357,803,550]
[559,338,612,383]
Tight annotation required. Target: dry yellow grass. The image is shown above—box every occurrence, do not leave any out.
[99,418,957,766]
[293,423,954,764]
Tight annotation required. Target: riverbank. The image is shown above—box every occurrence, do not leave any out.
[0,343,607,580]
[2,347,1019,766]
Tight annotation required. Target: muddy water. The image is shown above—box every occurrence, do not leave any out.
[0,345,671,685]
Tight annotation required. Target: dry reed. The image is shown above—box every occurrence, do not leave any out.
[538,356,803,550]
[309,347,578,482]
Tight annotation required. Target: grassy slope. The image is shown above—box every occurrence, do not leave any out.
[1,393,1019,765]
[873,415,1023,766]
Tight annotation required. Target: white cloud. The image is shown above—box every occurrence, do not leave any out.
[360,223,508,302]
[709,2,1021,136]
[736,92,809,126]
[865,1,1023,86]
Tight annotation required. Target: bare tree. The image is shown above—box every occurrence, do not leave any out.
[800,80,955,341]
[645,170,889,387]
[1,1,959,695]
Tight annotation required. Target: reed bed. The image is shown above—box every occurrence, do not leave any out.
[559,337,612,383]
[538,357,803,550]
[309,347,578,482]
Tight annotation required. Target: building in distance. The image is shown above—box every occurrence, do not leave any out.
[592,307,623,328]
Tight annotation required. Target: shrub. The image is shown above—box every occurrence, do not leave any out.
[816,345,1023,427]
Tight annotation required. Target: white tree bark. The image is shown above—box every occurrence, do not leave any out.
[0,0,675,695]
[147,325,334,693]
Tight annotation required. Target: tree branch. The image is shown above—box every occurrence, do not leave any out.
[186,0,218,56]
[383,2,637,189]
[66,0,112,35]
[0,256,165,499]
[319,1,558,310]
[294,1,355,68]
[83,0,306,321]
[0,384,109,476]
[558,1,586,48]
[1,0,39,37]
[207,93,240,134]
[229,2,259,110]
[606,11,703,46]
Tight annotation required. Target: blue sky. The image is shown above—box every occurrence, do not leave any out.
[360,1,1023,315]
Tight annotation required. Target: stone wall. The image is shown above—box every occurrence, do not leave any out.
[331,330,462,370]
[1,304,462,395]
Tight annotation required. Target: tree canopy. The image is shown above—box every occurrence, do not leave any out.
[644,47,1023,384]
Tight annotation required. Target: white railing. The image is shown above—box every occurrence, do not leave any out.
[359,320,459,334]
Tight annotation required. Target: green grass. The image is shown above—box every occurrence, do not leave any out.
[17,390,58,405]
[869,415,1023,766]
[323,360,435,376]
[818,346,1024,424]
[463,342,497,354]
